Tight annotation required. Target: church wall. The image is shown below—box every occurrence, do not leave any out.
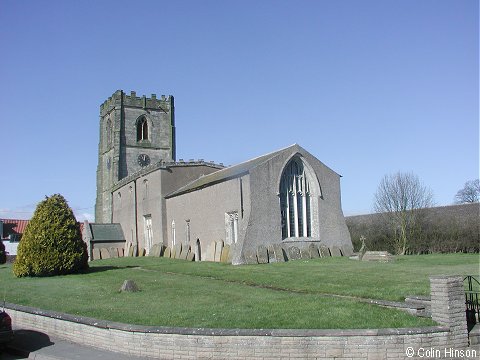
[244,147,352,255]
[112,164,224,254]
[165,174,250,261]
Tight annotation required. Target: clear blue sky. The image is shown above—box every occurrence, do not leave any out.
[0,0,478,221]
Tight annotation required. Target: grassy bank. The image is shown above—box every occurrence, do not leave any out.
[1,254,477,329]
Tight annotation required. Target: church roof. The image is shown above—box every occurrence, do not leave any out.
[166,144,302,198]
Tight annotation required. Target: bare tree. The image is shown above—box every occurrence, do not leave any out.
[455,179,480,204]
[374,172,434,255]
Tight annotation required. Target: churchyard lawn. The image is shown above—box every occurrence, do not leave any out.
[1,254,478,329]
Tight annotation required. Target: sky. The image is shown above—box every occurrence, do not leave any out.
[0,0,478,221]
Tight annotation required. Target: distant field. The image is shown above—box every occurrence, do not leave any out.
[1,254,478,329]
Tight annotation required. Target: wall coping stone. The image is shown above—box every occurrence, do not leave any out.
[5,302,449,337]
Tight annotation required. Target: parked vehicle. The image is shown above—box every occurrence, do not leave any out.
[0,310,13,348]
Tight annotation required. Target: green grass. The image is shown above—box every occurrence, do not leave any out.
[1,254,478,329]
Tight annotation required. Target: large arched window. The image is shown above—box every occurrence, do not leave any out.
[137,117,149,141]
[280,157,313,239]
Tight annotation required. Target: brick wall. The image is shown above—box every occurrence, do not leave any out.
[6,275,473,359]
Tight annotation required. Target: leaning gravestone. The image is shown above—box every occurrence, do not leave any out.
[127,244,134,257]
[270,244,286,262]
[92,248,101,260]
[244,249,258,264]
[100,248,110,259]
[186,252,195,262]
[308,243,320,258]
[318,246,330,257]
[179,246,189,260]
[329,246,342,257]
[220,244,230,263]
[341,245,353,257]
[174,243,182,259]
[256,245,269,264]
[287,246,302,261]
[132,245,138,257]
[120,280,139,293]
[109,247,118,258]
[163,246,171,258]
[214,241,223,262]
[148,244,157,257]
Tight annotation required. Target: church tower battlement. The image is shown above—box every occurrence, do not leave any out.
[95,90,176,223]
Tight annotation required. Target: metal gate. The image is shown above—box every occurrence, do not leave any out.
[464,275,479,331]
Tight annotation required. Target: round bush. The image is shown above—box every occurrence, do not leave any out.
[13,194,88,277]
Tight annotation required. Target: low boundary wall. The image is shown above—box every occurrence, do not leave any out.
[5,275,473,359]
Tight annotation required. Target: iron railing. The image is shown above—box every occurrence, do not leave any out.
[464,275,480,331]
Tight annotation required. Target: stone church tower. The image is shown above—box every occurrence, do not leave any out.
[95,90,175,223]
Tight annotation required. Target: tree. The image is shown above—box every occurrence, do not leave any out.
[13,194,88,277]
[455,179,480,204]
[374,172,434,255]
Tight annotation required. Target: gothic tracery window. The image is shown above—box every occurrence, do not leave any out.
[137,117,149,141]
[280,157,313,239]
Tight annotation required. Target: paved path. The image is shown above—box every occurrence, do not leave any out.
[1,328,152,360]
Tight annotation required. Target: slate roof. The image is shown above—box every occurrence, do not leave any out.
[89,223,125,242]
[166,144,301,198]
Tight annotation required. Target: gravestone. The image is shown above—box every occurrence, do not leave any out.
[244,249,258,264]
[128,244,134,257]
[148,244,157,256]
[92,248,101,260]
[174,243,182,259]
[319,246,330,257]
[186,252,195,261]
[220,244,230,263]
[138,247,145,257]
[269,244,285,263]
[341,245,353,257]
[308,243,320,258]
[120,280,139,293]
[132,245,138,257]
[205,242,216,262]
[163,246,171,258]
[179,246,189,260]
[300,247,310,260]
[100,248,110,259]
[118,248,124,257]
[287,246,301,261]
[214,241,224,262]
[362,251,395,262]
[330,246,342,257]
[151,244,160,257]
[109,247,118,258]
[256,245,269,264]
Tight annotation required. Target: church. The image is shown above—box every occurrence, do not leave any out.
[94,90,352,265]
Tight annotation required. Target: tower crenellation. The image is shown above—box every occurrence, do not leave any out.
[100,90,173,116]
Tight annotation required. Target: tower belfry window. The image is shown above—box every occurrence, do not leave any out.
[137,117,149,141]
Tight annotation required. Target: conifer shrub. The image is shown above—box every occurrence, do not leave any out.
[13,194,88,277]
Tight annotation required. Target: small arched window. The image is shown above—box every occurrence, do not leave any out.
[137,117,149,141]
